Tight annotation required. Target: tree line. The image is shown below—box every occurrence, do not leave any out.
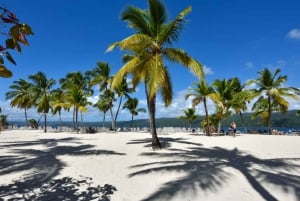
[1,0,300,149]
[4,63,146,133]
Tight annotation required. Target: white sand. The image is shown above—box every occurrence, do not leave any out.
[0,129,299,201]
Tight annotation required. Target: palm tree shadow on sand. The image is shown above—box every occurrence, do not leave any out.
[128,137,300,201]
[0,137,125,200]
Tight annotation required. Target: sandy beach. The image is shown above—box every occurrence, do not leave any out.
[0,129,299,201]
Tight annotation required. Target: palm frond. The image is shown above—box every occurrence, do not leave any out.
[121,5,151,35]
[159,66,173,106]
[106,34,152,53]
[160,6,191,44]
[111,56,141,90]
[146,55,165,99]
[164,48,204,79]
[148,0,167,27]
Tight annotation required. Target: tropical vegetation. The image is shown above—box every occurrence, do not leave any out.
[185,80,217,135]
[107,0,204,149]
[1,1,300,149]
[0,6,33,78]
[123,98,146,129]
[248,68,300,134]
[178,108,199,131]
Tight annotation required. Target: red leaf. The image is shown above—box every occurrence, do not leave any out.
[1,17,13,23]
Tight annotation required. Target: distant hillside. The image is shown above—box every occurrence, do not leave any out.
[9,110,300,130]
[116,110,300,129]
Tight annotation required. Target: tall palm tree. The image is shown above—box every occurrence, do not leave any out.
[212,77,242,133]
[50,88,66,131]
[28,71,56,133]
[123,98,146,129]
[107,0,204,149]
[113,76,134,123]
[230,89,254,133]
[87,62,112,92]
[87,62,118,129]
[94,98,110,128]
[248,68,300,134]
[178,108,199,131]
[99,89,116,130]
[185,80,217,135]
[5,78,34,126]
[59,72,92,132]
[212,79,231,133]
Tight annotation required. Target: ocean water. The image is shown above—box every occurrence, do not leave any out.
[231,127,300,134]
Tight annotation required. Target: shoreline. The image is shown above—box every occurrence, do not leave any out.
[0,130,299,201]
[1,126,300,135]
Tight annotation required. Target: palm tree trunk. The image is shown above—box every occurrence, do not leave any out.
[239,111,247,133]
[217,120,222,134]
[114,96,123,122]
[72,106,76,130]
[149,95,161,149]
[59,110,62,132]
[44,113,47,133]
[268,97,272,134]
[109,107,116,130]
[131,114,134,129]
[145,82,152,129]
[25,108,29,127]
[203,98,210,136]
[75,107,79,133]
[102,112,106,128]
[81,111,84,128]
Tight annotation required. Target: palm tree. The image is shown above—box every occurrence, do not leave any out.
[212,77,242,133]
[28,71,56,133]
[87,62,118,130]
[178,108,199,131]
[248,68,300,134]
[99,89,116,130]
[0,115,8,129]
[28,118,38,129]
[185,80,217,135]
[107,0,204,149]
[59,72,92,132]
[5,78,34,126]
[123,98,146,129]
[87,62,112,92]
[94,98,110,128]
[113,76,134,124]
[50,88,66,131]
[230,89,254,133]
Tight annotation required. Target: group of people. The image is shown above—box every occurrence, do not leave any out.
[206,121,237,137]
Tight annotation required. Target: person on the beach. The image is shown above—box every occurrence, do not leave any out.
[230,121,237,137]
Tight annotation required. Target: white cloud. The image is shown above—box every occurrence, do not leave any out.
[87,95,99,104]
[203,64,214,75]
[188,64,213,77]
[276,60,287,68]
[287,29,300,40]
[245,61,254,69]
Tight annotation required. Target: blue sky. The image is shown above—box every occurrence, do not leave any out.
[0,0,300,122]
